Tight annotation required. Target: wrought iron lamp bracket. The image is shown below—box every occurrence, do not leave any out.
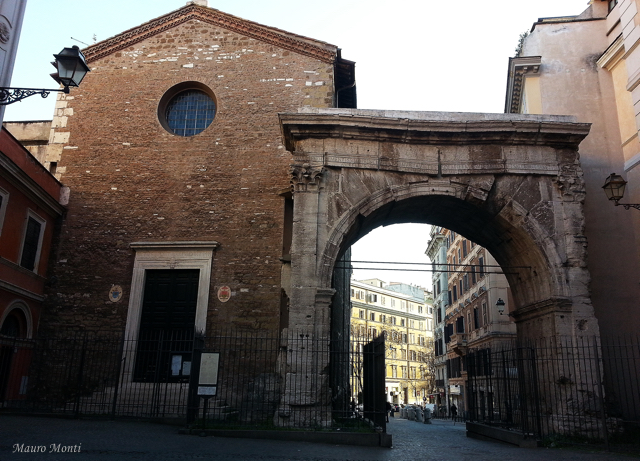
[0,86,68,105]
[614,201,640,211]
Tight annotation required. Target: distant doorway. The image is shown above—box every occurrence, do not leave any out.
[134,269,199,382]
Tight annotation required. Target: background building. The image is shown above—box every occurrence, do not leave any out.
[350,278,434,406]
[426,229,516,417]
[0,127,66,403]
[23,1,355,347]
[506,0,640,339]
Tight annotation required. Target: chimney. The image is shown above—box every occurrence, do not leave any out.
[188,0,208,6]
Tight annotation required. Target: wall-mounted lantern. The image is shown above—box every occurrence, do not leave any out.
[0,45,90,105]
[602,173,640,211]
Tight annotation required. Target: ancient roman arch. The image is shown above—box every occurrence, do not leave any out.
[281,108,598,340]
[276,108,601,428]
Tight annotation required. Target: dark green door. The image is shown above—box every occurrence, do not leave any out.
[134,269,199,382]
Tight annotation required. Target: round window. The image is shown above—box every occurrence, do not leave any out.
[158,82,217,136]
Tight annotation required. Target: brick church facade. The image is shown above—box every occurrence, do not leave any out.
[42,1,355,339]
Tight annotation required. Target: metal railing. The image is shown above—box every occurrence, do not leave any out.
[466,335,640,449]
[0,329,383,432]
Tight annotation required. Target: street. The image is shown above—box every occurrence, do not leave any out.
[0,414,634,461]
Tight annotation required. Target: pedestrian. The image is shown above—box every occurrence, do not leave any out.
[385,401,391,422]
[450,403,457,421]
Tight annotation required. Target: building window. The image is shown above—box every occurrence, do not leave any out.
[159,82,217,137]
[609,0,618,12]
[478,257,484,276]
[381,296,386,306]
[401,366,407,378]
[391,316,396,325]
[0,188,8,235]
[370,312,375,321]
[380,314,386,323]
[20,212,46,273]
[410,333,415,343]
[410,350,417,361]
[482,302,488,325]
[391,299,396,307]
[453,286,457,301]
[368,293,377,303]
[401,319,406,327]
[392,365,397,378]
[471,266,476,285]
[410,367,416,379]
[359,309,365,319]
[418,305,423,313]
[462,240,467,257]
[401,349,407,359]
[474,307,480,329]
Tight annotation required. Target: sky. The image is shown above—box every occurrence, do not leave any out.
[4,0,592,288]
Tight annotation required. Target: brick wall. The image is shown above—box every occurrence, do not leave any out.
[44,17,336,332]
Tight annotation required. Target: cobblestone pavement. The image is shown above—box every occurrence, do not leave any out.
[0,415,636,461]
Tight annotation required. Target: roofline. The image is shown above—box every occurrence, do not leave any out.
[83,3,338,64]
[531,16,605,33]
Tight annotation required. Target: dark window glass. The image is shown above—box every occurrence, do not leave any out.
[165,90,216,137]
[20,217,42,271]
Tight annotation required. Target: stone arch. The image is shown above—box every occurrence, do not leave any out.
[281,108,597,340]
[278,108,601,430]
[0,301,33,339]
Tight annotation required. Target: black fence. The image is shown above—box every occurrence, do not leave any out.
[0,329,384,432]
[466,335,640,448]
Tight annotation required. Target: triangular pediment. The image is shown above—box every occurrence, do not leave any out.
[83,3,338,64]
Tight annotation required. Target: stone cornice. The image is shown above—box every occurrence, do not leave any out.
[83,4,337,64]
[130,241,219,250]
[597,34,624,70]
[504,56,542,114]
[0,152,65,216]
[280,109,591,176]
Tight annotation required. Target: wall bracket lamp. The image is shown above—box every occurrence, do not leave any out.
[602,173,640,211]
[0,46,90,105]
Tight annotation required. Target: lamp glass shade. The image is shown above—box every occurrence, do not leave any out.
[51,46,90,88]
[495,298,505,313]
[602,173,627,201]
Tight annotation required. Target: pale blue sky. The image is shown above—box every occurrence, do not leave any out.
[5,0,591,286]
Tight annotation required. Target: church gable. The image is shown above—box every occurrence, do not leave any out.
[83,3,338,64]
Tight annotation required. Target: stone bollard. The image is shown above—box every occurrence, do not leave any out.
[424,408,432,424]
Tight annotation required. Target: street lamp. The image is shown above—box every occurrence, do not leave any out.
[0,45,90,105]
[496,298,505,315]
[602,173,640,211]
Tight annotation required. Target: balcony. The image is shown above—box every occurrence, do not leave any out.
[449,333,467,356]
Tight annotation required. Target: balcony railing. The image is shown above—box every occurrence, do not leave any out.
[449,333,468,356]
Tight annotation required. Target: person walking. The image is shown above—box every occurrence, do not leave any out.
[450,403,457,421]
[385,401,391,422]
